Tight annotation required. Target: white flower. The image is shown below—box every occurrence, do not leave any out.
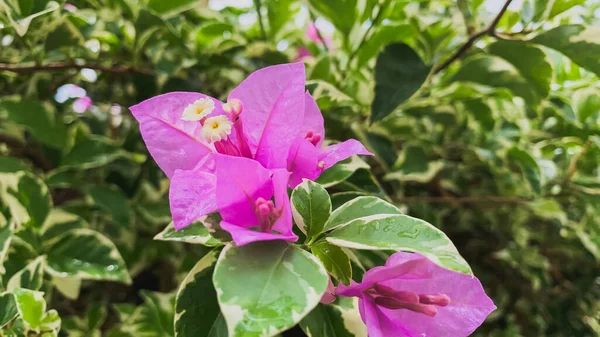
[181,98,215,121]
[201,115,233,143]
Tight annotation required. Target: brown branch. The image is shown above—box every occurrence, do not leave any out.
[433,0,514,74]
[565,139,592,184]
[395,195,531,204]
[0,62,153,75]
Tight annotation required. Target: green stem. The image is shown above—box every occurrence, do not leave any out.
[254,0,267,40]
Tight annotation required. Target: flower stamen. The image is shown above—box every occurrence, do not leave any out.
[181,98,215,121]
[201,115,232,143]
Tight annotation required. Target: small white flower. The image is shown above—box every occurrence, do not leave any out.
[201,115,233,143]
[181,98,215,121]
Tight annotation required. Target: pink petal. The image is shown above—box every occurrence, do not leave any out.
[321,139,373,170]
[294,47,312,61]
[73,96,92,113]
[270,169,297,241]
[228,63,306,169]
[169,169,218,230]
[299,92,325,147]
[214,154,273,227]
[129,92,223,178]
[358,295,407,337]
[220,221,298,246]
[320,277,337,304]
[286,137,322,188]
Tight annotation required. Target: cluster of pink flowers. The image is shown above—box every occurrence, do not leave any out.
[130,62,370,245]
[130,62,495,336]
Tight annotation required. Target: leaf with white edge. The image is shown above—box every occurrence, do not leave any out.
[61,137,145,169]
[533,25,600,77]
[299,297,367,337]
[291,180,332,241]
[323,196,401,232]
[6,172,52,228]
[214,241,328,337]
[528,199,567,224]
[52,275,82,300]
[326,214,472,274]
[130,291,175,337]
[507,147,542,194]
[316,156,370,188]
[13,288,45,330]
[311,242,352,286]
[175,250,225,337]
[41,209,88,243]
[45,229,131,284]
[385,145,445,183]
[7,255,46,291]
[155,215,222,247]
[0,292,18,328]
[371,43,431,122]
[0,220,13,274]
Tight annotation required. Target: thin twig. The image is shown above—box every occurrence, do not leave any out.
[565,139,592,184]
[433,0,514,74]
[395,196,531,204]
[0,62,153,75]
[253,0,267,40]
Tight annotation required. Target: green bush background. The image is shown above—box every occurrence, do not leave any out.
[1,0,600,336]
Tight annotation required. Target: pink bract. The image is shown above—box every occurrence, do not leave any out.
[336,252,496,337]
[130,62,370,241]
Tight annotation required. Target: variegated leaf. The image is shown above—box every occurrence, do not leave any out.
[291,180,331,242]
[213,242,328,337]
[175,250,226,337]
[300,297,367,337]
[7,255,46,291]
[155,214,222,247]
[323,196,401,232]
[316,156,370,188]
[326,214,472,275]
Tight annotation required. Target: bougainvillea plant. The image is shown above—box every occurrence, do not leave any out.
[130,63,494,336]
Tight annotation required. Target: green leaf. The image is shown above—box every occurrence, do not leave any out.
[507,147,542,194]
[316,156,370,188]
[324,196,401,232]
[175,250,226,337]
[132,291,175,337]
[0,1,59,36]
[488,40,552,103]
[61,137,141,169]
[291,180,332,241]
[7,172,52,228]
[0,99,67,148]
[13,288,45,330]
[451,54,542,105]
[213,241,328,337]
[308,0,357,36]
[527,199,567,224]
[87,185,130,227]
[385,145,444,183]
[355,24,412,69]
[45,229,131,284]
[7,255,45,291]
[532,25,600,77]
[572,87,600,123]
[299,298,366,337]
[371,43,431,122]
[267,0,298,38]
[311,242,352,286]
[41,209,88,242]
[326,214,472,274]
[0,292,18,328]
[45,20,84,50]
[0,222,13,274]
[52,275,81,300]
[154,215,222,247]
[0,156,28,173]
[147,0,199,17]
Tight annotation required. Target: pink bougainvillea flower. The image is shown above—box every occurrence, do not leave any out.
[336,252,496,337]
[129,63,307,178]
[130,62,369,186]
[306,21,333,48]
[169,154,297,246]
[320,277,337,304]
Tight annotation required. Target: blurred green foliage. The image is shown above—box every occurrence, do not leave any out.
[1,0,600,336]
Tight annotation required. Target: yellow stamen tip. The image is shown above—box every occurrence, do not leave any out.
[201,115,233,143]
[182,98,215,121]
